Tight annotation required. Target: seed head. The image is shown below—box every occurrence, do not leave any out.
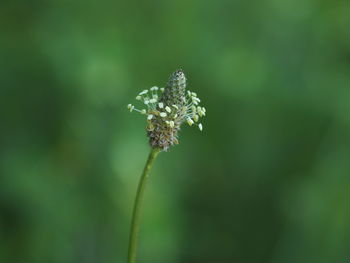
[127,69,206,151]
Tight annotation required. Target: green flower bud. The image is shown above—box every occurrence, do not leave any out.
[161,69,187,108]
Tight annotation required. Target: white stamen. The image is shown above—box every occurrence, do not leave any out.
[198,108,204,117]
[139,90,148,95]
[130,83,206,134]
[187,118,194,126]
[192,97,200,104]
[127,104,134,112]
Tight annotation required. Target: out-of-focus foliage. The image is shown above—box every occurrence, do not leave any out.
[1,0,350,262]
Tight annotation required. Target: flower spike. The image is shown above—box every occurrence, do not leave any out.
[127,69,206,151]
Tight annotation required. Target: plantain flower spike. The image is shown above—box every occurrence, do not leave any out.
[127,69,206,151]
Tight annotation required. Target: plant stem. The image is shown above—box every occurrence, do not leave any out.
[127,148,161,263]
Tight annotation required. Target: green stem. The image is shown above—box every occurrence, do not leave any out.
[127,148,161,263]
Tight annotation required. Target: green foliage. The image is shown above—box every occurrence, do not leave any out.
[1,0,350,262]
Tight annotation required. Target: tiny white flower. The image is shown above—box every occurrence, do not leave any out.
[149,98,157,103]
[174,114,178,118]
[192,92,197,97]
[198,123,203,131]
[158,102,164,108]
[165,106,171,113]
[144,100,149,105]
[172,105,178,110]
[150,86,158,91]
[141,109,147,114]
[187,90,192,96]
[160,87,165,92]
[160,112,167,117]
[193,114,199,122]
[169,120,175,128]
[187,117,194,126]
[136,95,142,100]
[147,114,154,120]
[152,94,158,99]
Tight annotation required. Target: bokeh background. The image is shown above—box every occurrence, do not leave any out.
[1,0,350,262]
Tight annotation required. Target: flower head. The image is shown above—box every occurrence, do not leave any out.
[127,69,206,151]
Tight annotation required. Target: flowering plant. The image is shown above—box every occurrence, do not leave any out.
[126,70,206,263]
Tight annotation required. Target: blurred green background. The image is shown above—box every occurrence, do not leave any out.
[1,0,350,262]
